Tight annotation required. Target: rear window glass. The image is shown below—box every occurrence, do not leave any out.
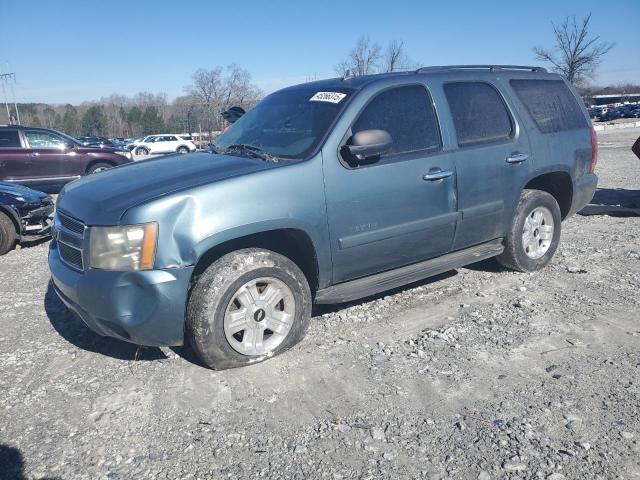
[352,84,441,156]
[510,79,589,133]
[0,130,21,148]
[444,82,513,147]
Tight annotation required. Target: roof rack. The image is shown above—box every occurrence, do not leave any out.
[415,65,547,74]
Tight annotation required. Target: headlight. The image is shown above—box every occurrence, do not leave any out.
[89,223,158,271]
[115,150,132,160]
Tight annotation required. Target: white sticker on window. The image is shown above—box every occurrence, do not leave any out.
[310,92,347,103]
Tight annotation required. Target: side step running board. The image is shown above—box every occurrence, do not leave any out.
[314,239,504,304]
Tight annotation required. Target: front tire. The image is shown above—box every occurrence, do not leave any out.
[496,189,562,272]
[0,212,17,256]
[135,147,149,156]
[187,248,312,369]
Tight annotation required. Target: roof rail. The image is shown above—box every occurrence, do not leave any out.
[415,65,547,74]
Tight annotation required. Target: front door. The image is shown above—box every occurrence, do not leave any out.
[23,129,78,180]
[323,84,459,283]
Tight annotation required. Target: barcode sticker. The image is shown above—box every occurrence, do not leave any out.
[310,92,347,103]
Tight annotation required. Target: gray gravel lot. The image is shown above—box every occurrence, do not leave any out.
[1,128,639,480]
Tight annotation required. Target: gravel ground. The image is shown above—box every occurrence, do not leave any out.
[1,128,639,480]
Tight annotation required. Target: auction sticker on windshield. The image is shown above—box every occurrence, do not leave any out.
[310,92,347,103]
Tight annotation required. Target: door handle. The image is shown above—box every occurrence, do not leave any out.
[423,169,453,181]
[506,153,528,164]
[31,152,40,157]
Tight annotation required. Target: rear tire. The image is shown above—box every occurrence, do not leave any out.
[87,162,113,174]
[496,189,562,272]
[177,146,189,154]
[0,212,17,256]
[187,248,312,370]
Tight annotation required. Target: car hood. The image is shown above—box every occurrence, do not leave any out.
[0,182,48,204]
[57,152,276,225]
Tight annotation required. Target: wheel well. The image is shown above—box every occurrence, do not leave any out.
[525,172,573,219]
[191,229,320,293]
[0,207,20,235]
[86,159,114,173]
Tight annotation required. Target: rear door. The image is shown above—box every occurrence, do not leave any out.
[323,83,459,283]
[440,81,532,250]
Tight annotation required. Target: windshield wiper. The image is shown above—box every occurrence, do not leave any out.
[223,144,278,162]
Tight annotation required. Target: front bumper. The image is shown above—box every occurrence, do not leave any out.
[48,242,193,346]
[568,173,598,217]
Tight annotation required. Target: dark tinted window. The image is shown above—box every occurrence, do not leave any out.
[444,82,513,147]
[510,79,589,133]
[352,85,441,156]
[0,130,21,148]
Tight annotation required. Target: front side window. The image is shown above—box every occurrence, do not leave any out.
[351,85,441,156]
[0,130,21,148]
[25,130,67,149]
[215,86,355,159]
[510,79,589,133]
[444,82,513,147]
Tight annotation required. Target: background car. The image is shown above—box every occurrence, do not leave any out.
[0,126,133,193]
[77,136,116,148]
[0,181,53,255]
[133,134,197,155]
[125,135,155,151]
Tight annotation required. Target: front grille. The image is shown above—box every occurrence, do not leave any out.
[58,212,86,236]
[59,242,84,270]
[56,211,86,271]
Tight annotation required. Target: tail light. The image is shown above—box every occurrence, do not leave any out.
[589,127,598,173]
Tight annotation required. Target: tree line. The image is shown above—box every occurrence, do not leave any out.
[1,64,263,138]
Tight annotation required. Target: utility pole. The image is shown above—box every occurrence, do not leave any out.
[0,72,20,125]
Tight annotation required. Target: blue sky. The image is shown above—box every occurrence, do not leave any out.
[1,0,638,104]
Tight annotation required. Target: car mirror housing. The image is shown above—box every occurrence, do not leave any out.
[345,129,392,163]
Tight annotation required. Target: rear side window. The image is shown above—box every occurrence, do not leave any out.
[352,84,441,156]
[0,130,21,148]
[510,79,588,133]
[444,82,513,147]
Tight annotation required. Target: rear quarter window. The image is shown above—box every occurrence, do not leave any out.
[510,79,589,133]
[444,82,513,147]
[0,131,21,148]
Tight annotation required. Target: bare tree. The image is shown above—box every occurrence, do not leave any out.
[533,13,614,86]
[383,39,417,72]
[335,36,382,76]
[186,64,262,136]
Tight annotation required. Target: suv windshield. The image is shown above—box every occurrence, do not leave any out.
[215,86,354,159]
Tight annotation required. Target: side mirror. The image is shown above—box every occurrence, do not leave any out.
[345,129,392,163]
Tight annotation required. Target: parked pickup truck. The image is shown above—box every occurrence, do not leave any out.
[49,65,598,369]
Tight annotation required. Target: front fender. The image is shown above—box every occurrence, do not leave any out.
[120,156,333,288]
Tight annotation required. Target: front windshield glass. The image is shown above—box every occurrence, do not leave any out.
[215,86,354,159]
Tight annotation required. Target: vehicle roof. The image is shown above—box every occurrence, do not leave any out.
[278,65,561,94]
[0,125,67,133]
